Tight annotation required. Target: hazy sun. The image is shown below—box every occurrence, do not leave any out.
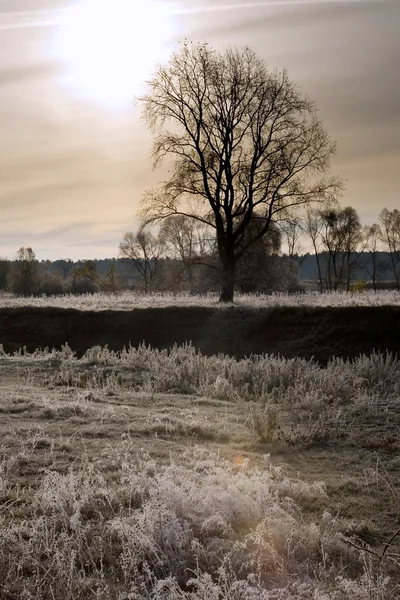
[55,0,175,107]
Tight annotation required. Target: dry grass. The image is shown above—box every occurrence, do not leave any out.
[1,289,400,311]
[0,347,399,598]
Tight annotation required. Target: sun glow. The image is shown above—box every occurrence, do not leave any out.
[55,0,175,107]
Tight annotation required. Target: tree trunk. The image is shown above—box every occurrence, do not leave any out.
[346,253,351,292]
[314,250,323,293]
[219,260,235,302]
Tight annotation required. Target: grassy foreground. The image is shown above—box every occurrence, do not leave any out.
[0,344,399,599]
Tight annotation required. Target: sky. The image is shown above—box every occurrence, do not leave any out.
[0,0,398,260]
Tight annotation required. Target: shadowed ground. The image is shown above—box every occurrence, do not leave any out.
[1,305,400,361]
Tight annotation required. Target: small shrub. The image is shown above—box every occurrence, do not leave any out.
[247,404,280,444]
[349,279,367,294]
[284,408,350,447]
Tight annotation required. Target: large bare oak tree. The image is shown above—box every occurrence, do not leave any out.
[140,43,340,301]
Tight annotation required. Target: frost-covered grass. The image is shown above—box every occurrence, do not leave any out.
[0,346,399,599]
[1,289,400,310]
[6,342,399,404]
[0,447,387,600]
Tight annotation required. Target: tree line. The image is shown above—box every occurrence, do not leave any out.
[118,206,400,294]
[0,250,121,297]
[1,204,399,297]
[0,230,300,297]
[289,206,400,292]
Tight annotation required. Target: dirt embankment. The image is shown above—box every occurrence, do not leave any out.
[1,305,400,361]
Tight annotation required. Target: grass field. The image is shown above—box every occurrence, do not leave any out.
[1,289,400,311]
[0,344,399,599]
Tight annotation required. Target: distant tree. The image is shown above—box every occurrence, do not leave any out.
[159,215,216,291]
[340,207,365,291]
[71,260,100,294]
[0,259,10,291]
[8,247,40,296]
[304,209,329,292]
[364,223,384,291]
[102,262,122,294]
[40,271,67,296]
[320,209,346,291]
[74,260,98,282]
[235,218,282,293]
[303,206,364,291]
[140,43,340,302]
[279,217,308,276]
[119,229,166,293]
[57,259,74,280]
[261,255,301,294]
[379,208,400,291]
[279,219,304,259]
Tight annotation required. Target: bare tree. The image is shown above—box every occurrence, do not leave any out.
[279,217,308,279]
[140,43,340,301]
[304,209,325,292]
[304,206,364,291]
[321,207,364,291]
[320,209,347,291]
[364,223,383,292]
[280,219,304,259]
[8,247,40,296]
[119,229,166,293]
[159,215,216,291]
[379,208,400,291]
[102,262,122,294]
[340,207,365,291]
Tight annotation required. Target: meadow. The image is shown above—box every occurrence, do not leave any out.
[1,289,400,311]
[0,341,399,599]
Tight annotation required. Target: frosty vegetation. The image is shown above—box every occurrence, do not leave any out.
[1,289,400,311]
[0,344,399,598]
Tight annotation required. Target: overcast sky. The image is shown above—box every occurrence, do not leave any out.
[0,0,398,260]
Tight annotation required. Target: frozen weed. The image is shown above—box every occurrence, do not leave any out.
[41,404,88,419]
[4,343,400,408]
[284,408,351,448]
[49,362,123,391]
[247,404,280,444]
[0,442,397,599]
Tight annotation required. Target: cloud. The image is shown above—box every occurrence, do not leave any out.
[0,63,62,88]
[0,10,61,30]
[176,0,386,14]
[0,0,385,30]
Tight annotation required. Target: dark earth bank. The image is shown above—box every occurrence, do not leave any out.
[1,305,400,362]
